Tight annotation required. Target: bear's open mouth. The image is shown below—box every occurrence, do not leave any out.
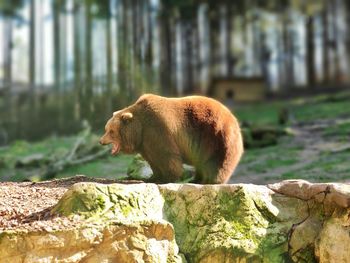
[111,144,120,155]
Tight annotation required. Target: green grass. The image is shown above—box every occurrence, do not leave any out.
[252,158,299,173]
[56,154,133,179]
[280,150,350,182]
[235,91,350,126]
[239,144,300,174]
[235,102,283,125]
[323,122,350,139]
[0,136,74,159]
[291,101,350,122]
[0,135,133,182]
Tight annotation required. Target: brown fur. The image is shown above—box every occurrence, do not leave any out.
[100,94,244,184]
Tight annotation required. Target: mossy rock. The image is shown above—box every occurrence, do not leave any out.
[160,184,315,263]
[127,154,153,180]
[3,179,350,262]
[52,182,164,222]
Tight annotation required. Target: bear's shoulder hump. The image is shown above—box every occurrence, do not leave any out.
[136,93,162,104]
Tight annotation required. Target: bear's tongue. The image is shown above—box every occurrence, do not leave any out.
[111,144,120,155]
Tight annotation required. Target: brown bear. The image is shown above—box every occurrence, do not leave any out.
[99,94,243,184]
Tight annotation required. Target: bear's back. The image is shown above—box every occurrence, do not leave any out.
[135,94,236,133]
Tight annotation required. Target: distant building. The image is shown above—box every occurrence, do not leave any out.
[208,77,267,105]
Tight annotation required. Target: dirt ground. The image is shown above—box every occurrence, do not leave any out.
[232,116,350,184]
[0,176,140,231]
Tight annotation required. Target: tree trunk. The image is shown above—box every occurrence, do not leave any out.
[29,0,38,125]
[219,4,228,76]
[345,0,350,81]
[322,4,330,84]
[250,0,261,76]
[60,6,67,90]
[227,3,234,77]
[144,0,153,69]
[191,18,200,93]
[132,0,140,61]
[3,17,14,137]
[159,11,174,95]
[126,0,134,97]
[173,15,182,95]
[197,3,210,93]
[282,15,294,89]
[84,0,93,117]
[143,0,154,90]
[150,0,161,92]
[117,0,128,104]
[53,0,60,92]
[29,0,35,89]
[276,26,285,90]
[106,5,113,114]
[73,0,81,120]
[3,17,12,89]
[183,21,194,94]
[306,16,316,87]
[260,32,270,88]
[330,0,341,82]
[209,6,219,78]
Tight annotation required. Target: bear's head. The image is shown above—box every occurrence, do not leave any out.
[99,109,142,155]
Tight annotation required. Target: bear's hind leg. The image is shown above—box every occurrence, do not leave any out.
[196,160,232,184]
[194,162,218,184]
[148,155,184,183]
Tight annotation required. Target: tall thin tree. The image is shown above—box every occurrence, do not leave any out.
[106,1,113,114]
[29,0,36,110]
[84,0,93,117]
[306,16,316,87]
[73,0,81,120]
[322,1,330,84]
[53,0,61,93]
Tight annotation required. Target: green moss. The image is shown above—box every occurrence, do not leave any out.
[52,183,163,224]
[291,245,317,263]
[163,186,290,262]
[323,122,350,138]
[52,185,108,217]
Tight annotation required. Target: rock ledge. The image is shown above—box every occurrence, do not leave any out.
[0,177,349,263]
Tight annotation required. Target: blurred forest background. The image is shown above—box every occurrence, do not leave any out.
[0,0,350,183]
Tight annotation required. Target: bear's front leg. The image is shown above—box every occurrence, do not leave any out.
[146,154,184,183]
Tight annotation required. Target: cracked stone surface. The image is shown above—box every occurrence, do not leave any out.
[0,177,350,263]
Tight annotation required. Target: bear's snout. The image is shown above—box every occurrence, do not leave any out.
[99,135,109,145]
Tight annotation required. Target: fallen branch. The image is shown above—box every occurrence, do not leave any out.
[14,122,110,181]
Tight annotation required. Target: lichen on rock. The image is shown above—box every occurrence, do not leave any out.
[315,210,350,263]
[160,184,311,262]
[52,182,164,222]
[1,182,181,263]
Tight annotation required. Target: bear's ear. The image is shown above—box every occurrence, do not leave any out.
[121,112,133,122]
